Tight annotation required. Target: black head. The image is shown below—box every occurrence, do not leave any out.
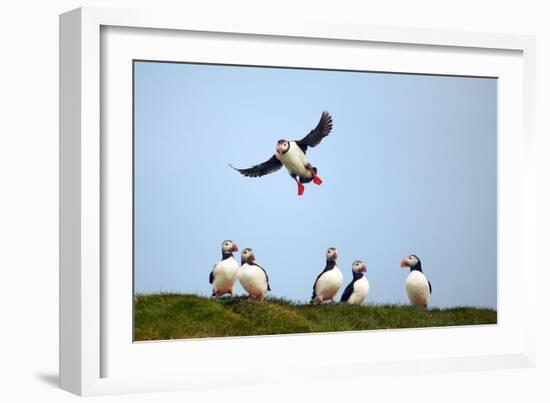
[275,139,290,155]
[326,247,338,261]
[400,254,422,272]
[352,260,367,273]
[221,240,238,254]
[240,248,256,265]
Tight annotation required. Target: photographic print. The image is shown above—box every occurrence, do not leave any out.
[133,61,497,341]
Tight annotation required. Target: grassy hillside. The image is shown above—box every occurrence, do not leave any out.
[134,294,497,341]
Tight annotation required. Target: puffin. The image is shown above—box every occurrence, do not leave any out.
[238,248,271,303]
[209,240,239,297]
[400,254,432,308]
[340,260,370,305]
[230,111,333,196]
[310,247,343,304]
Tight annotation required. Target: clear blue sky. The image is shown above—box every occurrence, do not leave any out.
[134,61,497,309]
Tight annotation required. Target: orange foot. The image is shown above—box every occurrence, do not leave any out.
[297,182,305,196]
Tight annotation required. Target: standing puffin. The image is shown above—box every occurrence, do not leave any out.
[230,111,333,196]
[238,248,271,303]
[400,254,432,308]
[209,240,239,297]
[340,260,370,305]
[310,247,343,304]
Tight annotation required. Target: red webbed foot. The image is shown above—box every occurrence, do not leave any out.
[312,175,323,185]
[297,182,305,196]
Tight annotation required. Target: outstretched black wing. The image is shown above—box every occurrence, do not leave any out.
[229,155,282,178]
[340,281,355,303]
[295,111,333,153]
[254,263,272,291]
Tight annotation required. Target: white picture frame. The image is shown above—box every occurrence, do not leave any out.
[59,6,537,396]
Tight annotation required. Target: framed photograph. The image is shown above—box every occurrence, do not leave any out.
[60,7,537,396]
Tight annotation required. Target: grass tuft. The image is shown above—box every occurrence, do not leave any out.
[134,294,497,341]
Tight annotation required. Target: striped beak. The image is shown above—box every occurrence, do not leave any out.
[232,244,239,252]
[400,259,408,268]
[361,264,367,272]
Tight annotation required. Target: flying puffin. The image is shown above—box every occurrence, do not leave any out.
[209,240,239,297]
[238,248,271,303]
[400,254,432,308]
[340,260,370,305]
[230,111,333,196]
[310,247,343,304]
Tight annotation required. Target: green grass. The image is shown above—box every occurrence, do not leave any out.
[134,294,497,341]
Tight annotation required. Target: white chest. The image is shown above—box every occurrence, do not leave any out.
[213,257,239,292]
[315,267,343,299]
[348,276,370,305]
[276,142,310,177]
[238,263,269,296]
[405,270,430,306]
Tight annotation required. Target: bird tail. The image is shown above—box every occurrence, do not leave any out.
[300,167,319,184]
[311,167,322,185]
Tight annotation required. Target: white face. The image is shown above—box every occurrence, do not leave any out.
[352,260,367,273]
[222,240,238,254]
[400,255,419,268]
[326,247,338,260]
[275,140,290,155]
[241,248,255,262]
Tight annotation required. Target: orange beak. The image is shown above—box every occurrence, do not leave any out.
[400,259,408,268]
[361,264,367,272]
[232,244,238,252]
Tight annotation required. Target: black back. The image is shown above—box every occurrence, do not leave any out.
[253,262,272,291]
[409,255,423,272]
[209,270,214,284]
[410,256,431,294]
[340,272,363,303]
